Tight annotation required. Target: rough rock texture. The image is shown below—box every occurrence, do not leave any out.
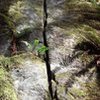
[9,0,43,52]
[0,54,49,100]
[10,53,49,100]
[0,56,18,100]
[47,0,100,100]
[0,0,100,100]
[0,0,43,55]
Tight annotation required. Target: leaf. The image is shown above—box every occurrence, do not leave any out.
[37,45,48,54]
[34,39,39,47]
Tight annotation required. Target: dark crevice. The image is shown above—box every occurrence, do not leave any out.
[75,57,97,76]
[74,41,100,55]
[64,41,100,93]
[43,0,54,99]
[43,1,59,99]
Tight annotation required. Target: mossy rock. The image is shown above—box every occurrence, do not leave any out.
[0,53,43,70]
[68,87,86,98]
[0,66,18,100]
[85,80,100,100]
[57,85,67,100]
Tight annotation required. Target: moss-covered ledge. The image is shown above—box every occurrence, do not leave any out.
[0,65,18,100]
[0,53,30,100]
[0,53,42,68]
[0,53,44,100]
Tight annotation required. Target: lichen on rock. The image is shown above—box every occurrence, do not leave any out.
[0,65,18,100]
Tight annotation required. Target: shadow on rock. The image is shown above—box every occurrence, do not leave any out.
[64,41,100,94]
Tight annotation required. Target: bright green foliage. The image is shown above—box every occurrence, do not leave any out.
[34,39,40,48]
[26,39,48,54]
[33,40,48,54]
[36,45,48,54]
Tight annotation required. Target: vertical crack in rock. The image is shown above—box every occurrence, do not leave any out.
[43,0,53,99]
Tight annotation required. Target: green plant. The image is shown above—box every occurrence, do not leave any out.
[36,45,48,54]
[33,39,40,48]
[89,0,97,5]
[26,39,48,54]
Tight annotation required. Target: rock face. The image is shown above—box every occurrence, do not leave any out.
[46,0,100,100]
[0,54,49,100]
[0,0,100,100]
[9,0,43,52]
[0,0,43,55]
[10,54,49,100]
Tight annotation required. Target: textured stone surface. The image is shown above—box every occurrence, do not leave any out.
[8,53,49,100]
[47,0,100,100]
[0,66,18,100]
[0,0,43,55]
[0,0,100,100]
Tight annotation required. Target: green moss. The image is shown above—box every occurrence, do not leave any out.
[77,25,100,47]
[64,0,93,11]
[56,72,72,80]
[85,81,100,99]
[57,85,67,99]
[0,53,43,70]
[0,67,5,80]
[67,92,75,100]
[0,66,18,100]
[68,87,86,97]
[0,52,44,99]
[57,23,100,48]
[10,53,42,63]
[55,72,75,90]
[58,85,66,93]
[9,1,25,22]
[0,56,12,70]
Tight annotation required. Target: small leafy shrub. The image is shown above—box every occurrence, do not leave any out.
[26,39,48,55]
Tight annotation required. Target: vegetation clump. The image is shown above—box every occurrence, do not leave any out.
[0,66,18,100]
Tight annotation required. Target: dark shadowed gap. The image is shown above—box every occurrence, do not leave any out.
[43,0,53,99]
